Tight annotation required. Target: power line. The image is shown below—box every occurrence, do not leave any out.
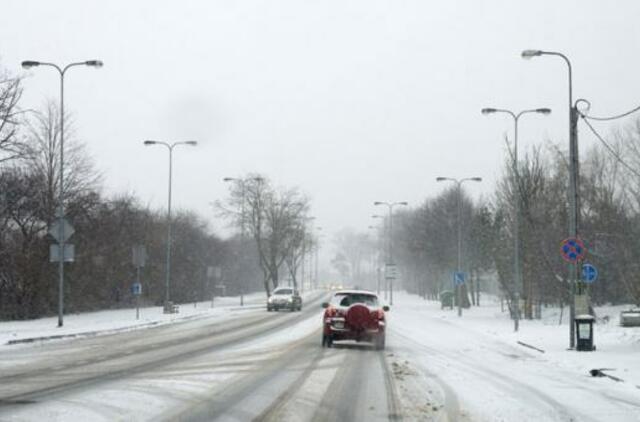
[581,103,640,121]
[579,114,640,179]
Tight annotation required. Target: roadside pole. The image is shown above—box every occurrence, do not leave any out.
[132,245,146,320]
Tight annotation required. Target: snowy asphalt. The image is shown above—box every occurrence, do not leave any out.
[2,292,640,421]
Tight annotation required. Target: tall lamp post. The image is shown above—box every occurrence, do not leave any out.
[144,140,197,311]
[301,216,315,292]
[522,49,579,348]
[368,225,383,295]
[436,177,482,317]
[21,59,103,327]
[371,214,386,297]
[315,227,322,289]
[482,107,551,331]
[373,201,408,305]
[223,176,263,304]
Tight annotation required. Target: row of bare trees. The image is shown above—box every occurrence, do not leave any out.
[392,122,640,314]
[330,119,640,315]
[0,64,248,320]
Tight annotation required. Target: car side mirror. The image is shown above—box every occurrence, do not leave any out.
[383,305,390,312]
[322,302,330,309]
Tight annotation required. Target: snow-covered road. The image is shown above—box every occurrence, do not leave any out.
[2,291,640,421]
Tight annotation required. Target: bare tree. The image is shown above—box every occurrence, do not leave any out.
[24,101,102,223]
[0,67,28,163]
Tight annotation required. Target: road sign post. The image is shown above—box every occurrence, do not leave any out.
[453,272,465,316]
[132,245,146,319]
[131,281,142,319]
[385,263,397,305]
[560,237,589,349]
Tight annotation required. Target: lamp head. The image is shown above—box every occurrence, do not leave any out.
[471,177,483,182]
[185,140,198,146]
[85,60,103,68]
[222,177,235,182]
[436,177,447,182]
[521,49,543,59]
[373,201,382,205]
[143,140,157,145]
[398,201,408,206]
[21,60,40,69]
[481,108,497,115]
[536,108,552,115]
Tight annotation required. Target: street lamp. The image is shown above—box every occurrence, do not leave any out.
[522,48,579,348]
[144,140,197,311]
[436,177,482,317]
[369,224,383,295]
[373,201,408,305]
[482,107,551,331]
[314,227,323,289]
[22,59,103,327]
[223,176,263,304]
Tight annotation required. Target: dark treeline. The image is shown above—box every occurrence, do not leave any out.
[394,127,640,316]
[333,120,640,317]
[0,63,320,320]
[0,65,268,320]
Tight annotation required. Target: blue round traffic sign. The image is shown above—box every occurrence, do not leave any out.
[582,263,598,283]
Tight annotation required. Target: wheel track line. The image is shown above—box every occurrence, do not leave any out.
[0,293,326,383]
[168,329,323,422]
[252,341,327,421]
[0,295,327,406]
[387,331,460,421]
[380,348,404,421]
[310,349,362,422]
[392,329,597,422]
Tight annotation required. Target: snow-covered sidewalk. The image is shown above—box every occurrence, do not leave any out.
[389,291,640,421]
[394,292,640,386]
[0,290,320,347]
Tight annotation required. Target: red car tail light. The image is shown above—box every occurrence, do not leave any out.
[371,309,385,320]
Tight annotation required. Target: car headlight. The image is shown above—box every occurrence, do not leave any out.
[287,297,293,302]
[268,297,273,303]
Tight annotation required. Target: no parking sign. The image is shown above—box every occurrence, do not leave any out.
[560,237,586,263]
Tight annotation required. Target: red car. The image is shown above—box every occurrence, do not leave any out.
[321,290,389,350]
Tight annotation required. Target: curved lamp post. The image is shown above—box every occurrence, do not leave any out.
[435,177,482,317]
[22,59,103,327]
[482,107,551,331]
[522,49,579,348]
[144,140,197,310]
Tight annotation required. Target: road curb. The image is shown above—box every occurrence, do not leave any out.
[5,312,215,346]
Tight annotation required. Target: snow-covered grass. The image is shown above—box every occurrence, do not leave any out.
[389,291,640,421]
[0,290,319,347]
[407,293,640,386]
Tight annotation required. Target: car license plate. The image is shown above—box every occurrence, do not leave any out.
[334,321,344,329]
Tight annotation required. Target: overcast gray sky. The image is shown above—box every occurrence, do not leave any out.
[2,1,639,240]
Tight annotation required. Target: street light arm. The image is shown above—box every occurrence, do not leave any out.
[144,140,171,150]
[173,140,198,147]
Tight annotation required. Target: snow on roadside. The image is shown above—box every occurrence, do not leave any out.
[388,291,640,421]
[0,290,320,347]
